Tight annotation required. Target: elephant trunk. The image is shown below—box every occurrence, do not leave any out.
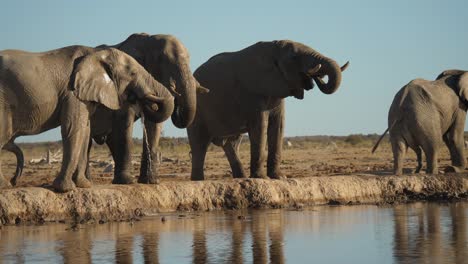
[171,69,197,128]
[137,75,175,124]
[308,54,348,95]
[142,95,175,123]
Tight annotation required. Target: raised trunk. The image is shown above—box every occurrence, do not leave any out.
[312,59,343,95]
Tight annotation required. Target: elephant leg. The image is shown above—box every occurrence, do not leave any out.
[414,147,423,173]
[109,108,136,184]
[53,100,90,192]
[391,139,406,175]
[0,113,12,188]
[248,112,268,179]
[138,121,162,184]
[188,126,211,181]
[85,138,92,180]
[0,147,10,188]
[222,136,246,178]
[443,114,466,173]
[423,145,439,174]
[73,131,92,188]
[3,141,24,186]
[267,102,286,180]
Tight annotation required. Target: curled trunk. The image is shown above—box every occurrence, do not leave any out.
[312,59,343,95]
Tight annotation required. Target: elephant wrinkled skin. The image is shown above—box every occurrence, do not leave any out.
[5,33,202,187]
[0,47,174,192]
[93,33,201,185]
[372,70,468,175]
[189,40,348,180]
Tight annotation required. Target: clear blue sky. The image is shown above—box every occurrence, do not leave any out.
[2,0,467,142]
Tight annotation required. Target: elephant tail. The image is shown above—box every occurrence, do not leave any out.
[371,120,398,153]
[3,142,24,186]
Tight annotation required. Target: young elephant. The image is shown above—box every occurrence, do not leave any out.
[0,47,174,192]
[372,70,468,175]
[189,40,349,180]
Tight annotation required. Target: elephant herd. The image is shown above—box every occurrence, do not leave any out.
[0,32,466,192]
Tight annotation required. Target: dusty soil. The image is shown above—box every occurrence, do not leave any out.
[0,139,467,225]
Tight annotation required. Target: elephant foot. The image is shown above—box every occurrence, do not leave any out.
[413,166,422,174]
[191,168,205,181]
[251,171,268,179]
[444,165,464,173]
[232,170,247,179]
[112,173,135,184]
[75,177,92,188]
[268,169,287,180]
[138,175,160,184]
[0,176,12,189]
[52,178,76,193]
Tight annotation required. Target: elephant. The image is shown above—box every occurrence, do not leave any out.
[5,33,205,187]
[92,33,205,185]
[189,40,349,180]
[0,47,174,192]
[372,69,468,175]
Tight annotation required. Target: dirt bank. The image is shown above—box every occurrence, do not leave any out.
[1,174,467,226]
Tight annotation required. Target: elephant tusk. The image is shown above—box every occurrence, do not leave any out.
[168,77,182,97]
[145,94,167,103]
[169,86,182,97]
[313,76,326,85]
[306,64,322,76]
[340,61,350,72]
[197,85,210,94]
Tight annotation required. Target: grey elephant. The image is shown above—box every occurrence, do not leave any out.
[372,69,468,175]
[0,47,174,192]
[91,33,205,185]
[189,40,349,180]
[6,33,205,187]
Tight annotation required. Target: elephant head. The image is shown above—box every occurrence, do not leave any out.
[111,33,207,128]
[438,70,468,104]
[70,48,174,123]
[273,40,349,99]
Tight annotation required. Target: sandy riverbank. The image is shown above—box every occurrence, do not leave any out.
[1,174,467,226]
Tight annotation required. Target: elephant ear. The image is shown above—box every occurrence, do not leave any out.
[458,72,468,102]
[71,52,122,110]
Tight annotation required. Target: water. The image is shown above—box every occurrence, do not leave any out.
[140,113,153,177]
[0,202,467,264]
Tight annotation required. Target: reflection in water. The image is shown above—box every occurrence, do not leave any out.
[0,202,466,263]
[393,202,467,264]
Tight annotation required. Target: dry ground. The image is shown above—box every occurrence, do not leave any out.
[0,136,459,187]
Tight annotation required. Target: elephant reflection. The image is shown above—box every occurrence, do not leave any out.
[393,203,467,263]
[190,210,285,264]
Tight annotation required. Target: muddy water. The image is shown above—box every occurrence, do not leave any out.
[0,202,467,264]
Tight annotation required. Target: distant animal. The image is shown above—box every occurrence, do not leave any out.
[189,40,348,180]
[0,47,174,192]
[372,69,468,175]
